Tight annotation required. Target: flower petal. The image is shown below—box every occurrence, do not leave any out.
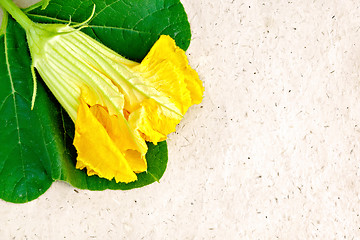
[89,104,147,173]
[74,99,138,183]
[136,35,204,108]
[128,35,204,143]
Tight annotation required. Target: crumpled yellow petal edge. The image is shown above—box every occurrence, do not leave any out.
[74,99,140,183]
[129,35,204,144]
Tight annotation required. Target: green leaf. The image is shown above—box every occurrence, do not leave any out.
[0,18,54,203]
[27,0,192,60]
[0,0,191,203]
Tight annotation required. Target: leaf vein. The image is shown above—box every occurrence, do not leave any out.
[26,13,154,35]
[89,25,148,35]
[147,172,160,182]
[91,0,122,20]
[159,20,189,35]
[4,31,28,201]
[131,2,180,30]
[0,93,12,112]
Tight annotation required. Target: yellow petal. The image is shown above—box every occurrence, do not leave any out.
[128,35,204,143]
[128,99,180,143]
[137,35,204,109]
[89,104,147,173]
[74,99,138,183]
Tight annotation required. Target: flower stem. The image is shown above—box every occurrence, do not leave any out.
[0,7,8,35]
[0,0,34,31]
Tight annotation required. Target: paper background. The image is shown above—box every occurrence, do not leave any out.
[1,0,360,239]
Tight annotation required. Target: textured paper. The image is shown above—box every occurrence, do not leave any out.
[1,0,360,239]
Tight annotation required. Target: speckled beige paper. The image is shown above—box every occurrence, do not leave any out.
[1,0,360,239]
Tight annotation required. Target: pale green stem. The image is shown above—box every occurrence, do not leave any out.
[23,2,43,13]
[0,7,8,35]
[0,0,34,31]
[30,63,37,110]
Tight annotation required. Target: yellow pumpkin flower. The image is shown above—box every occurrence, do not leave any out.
[0,1,204,183]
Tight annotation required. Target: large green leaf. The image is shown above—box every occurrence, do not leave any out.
[27,0,191,61]
[0,0,191,203]
[0,18,53,203]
